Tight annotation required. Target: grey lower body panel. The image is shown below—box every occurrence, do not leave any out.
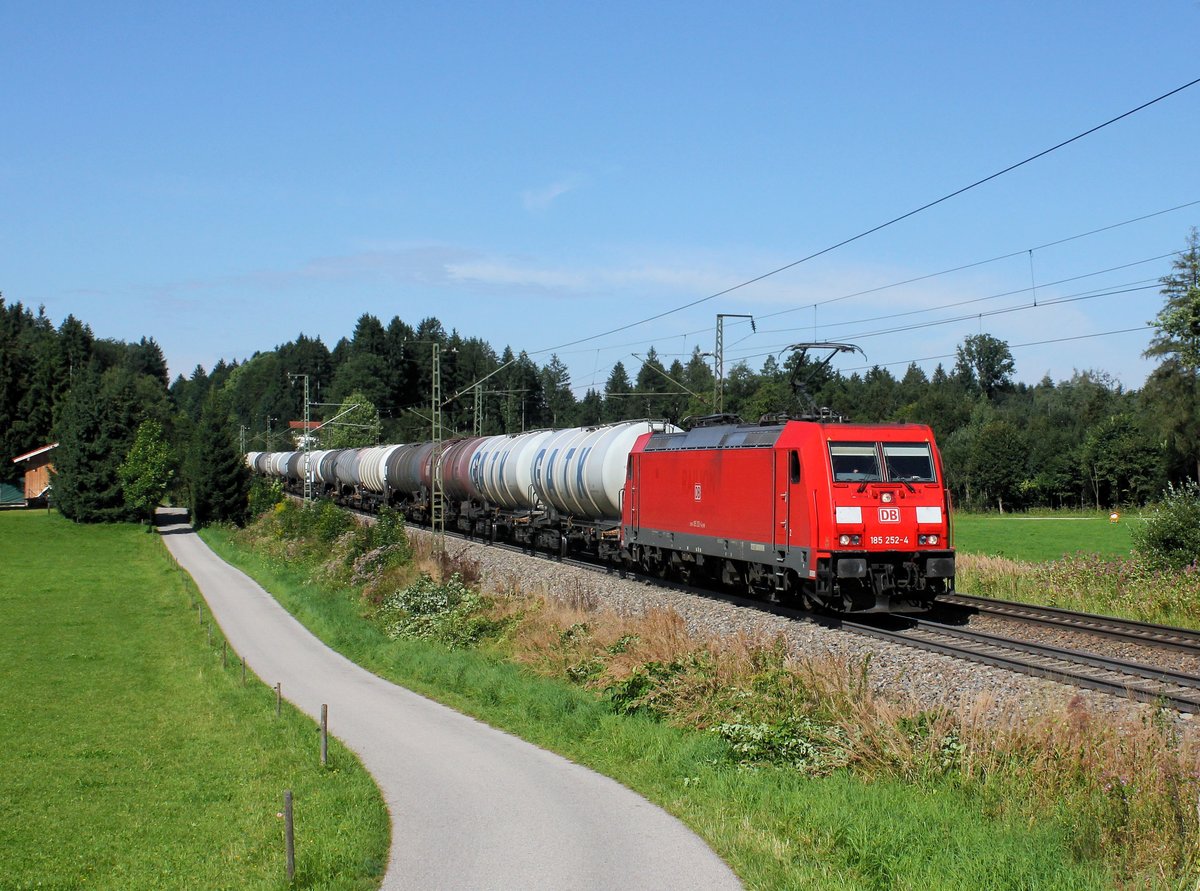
[626,526,811,575]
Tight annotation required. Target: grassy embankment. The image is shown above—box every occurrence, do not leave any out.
[0,510,388,890]
[200,499,1200,889]
[953,510,1200,627]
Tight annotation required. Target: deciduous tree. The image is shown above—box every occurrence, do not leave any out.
[119,419,175,528]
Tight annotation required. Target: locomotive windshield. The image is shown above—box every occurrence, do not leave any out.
[883,442,937,482]
[830,441,937,483]
[829,443,881,482]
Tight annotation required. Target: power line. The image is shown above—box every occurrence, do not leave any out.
[751,249,1177,338]
[724,282,1157,366]
[529,77,1200,356]
[754,199,1200,321]
[562,240,1181,371]
[537,199,1200,365]
[838,325,1154,375]
[564,321,1155,394]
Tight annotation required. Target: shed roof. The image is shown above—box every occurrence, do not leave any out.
[12,442,58,464]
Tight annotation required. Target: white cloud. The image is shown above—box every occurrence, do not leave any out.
[521,176,582,211]
[446,259,587,291]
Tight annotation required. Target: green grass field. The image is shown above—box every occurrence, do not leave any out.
[200,524,1112,890]
[952,510,1136,562]
[0,511,387,890]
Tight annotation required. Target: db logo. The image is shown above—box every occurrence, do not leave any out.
[878,507,901,523]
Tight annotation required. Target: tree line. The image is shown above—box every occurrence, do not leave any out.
[0,299,247,525]
[3,228,1198,519]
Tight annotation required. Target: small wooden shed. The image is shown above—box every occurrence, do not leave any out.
[12,442,58,506]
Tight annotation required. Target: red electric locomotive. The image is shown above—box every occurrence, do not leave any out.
[623,419,954,612]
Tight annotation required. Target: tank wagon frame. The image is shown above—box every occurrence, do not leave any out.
[250,417,955,614]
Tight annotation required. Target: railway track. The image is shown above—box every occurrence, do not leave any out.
[344,501,1200,713]
[841,616,1200,713]
[495,537,1200,713]
[933,592,1200,655]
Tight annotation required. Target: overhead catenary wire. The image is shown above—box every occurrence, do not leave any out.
[724,282,1159,366]
[562,322,1155,395]
[536,202,1199,367]
[525,78,1200,357]
[752,197,1200,322]
[746,248,1177,340]
[838,325,1155,375]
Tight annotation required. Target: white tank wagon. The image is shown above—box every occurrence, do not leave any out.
[532,426,593,514]
[333,448,365,494]
[297,449,327,490]
[267,452,296,478]
[243,421,678,559]
[360,444,406,494]
[315,450,343,489]
[534,421,677,521]
[471,430,553,511]
[349,447,376,488]
[286,451,307,483]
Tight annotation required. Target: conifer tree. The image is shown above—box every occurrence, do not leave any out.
[53,369,129,522]
[188,391,250,528]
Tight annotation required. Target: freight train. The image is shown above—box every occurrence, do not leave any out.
[248,417,955,613]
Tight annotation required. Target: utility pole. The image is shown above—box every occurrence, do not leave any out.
[430,343,445,554]
[287,373,311,502]
[239,425,247,457]
[713,313,755,413]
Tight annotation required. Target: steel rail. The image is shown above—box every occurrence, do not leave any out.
[337,499,1200,712]
[834,618,1200,713]
[937,593,1200,655]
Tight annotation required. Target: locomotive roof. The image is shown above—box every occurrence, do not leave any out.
[643,420,936,452]
[643,424,786,451]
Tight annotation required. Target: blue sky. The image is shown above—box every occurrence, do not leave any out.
[3,2,1199,396]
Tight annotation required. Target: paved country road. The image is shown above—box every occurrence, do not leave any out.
[156,509,742,891]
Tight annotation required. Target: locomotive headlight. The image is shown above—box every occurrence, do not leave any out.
[839,534,861,546]
[881,492,894,504]
[918,534,940,546]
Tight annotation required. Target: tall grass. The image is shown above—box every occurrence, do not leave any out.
[201,500,1200,888]
[957,552,1200,627]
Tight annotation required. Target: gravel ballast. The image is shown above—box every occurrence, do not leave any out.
[417,527,1196,734]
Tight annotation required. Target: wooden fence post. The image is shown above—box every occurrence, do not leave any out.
[284,789,295,882]
[320,704,328,767]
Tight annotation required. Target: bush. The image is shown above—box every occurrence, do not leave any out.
[376,573,501,648]
[248,478,284,517]
[1131,480,1200,570]
[710,718,850,775]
